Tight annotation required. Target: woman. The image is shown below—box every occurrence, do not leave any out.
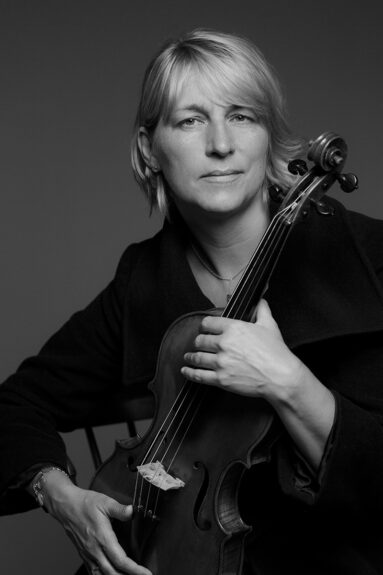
[1,29,383,575]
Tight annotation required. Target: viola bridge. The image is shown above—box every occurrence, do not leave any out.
[137,460,185,491]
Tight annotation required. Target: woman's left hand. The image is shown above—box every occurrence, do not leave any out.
[181,298,336,469]
[181,299,304,403]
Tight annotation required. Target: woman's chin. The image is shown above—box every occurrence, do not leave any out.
[193,201,246,221]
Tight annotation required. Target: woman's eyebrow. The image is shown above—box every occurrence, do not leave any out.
[174,103,251,115]
[174,104,208,114]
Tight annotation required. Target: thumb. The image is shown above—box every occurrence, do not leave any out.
[106,501,133,522]
[255,299,275,326]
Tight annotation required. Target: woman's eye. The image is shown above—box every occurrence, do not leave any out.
[231,114,254,123]
[179,117,201,128]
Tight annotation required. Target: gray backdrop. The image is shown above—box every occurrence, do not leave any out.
[0,0,382,573]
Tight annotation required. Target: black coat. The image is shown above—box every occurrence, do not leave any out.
[1,197,383,574]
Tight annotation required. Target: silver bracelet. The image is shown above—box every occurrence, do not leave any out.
[31,466,70,509]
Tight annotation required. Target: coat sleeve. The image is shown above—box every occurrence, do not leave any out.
[276,213,383,522]
[0,244,138,514]
[314,251,383,520]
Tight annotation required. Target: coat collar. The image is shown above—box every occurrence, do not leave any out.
[156,198,383,350]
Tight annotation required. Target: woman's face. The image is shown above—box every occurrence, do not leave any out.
[144,73,269,221]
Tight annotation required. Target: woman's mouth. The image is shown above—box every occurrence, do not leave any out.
[202,170,242,183]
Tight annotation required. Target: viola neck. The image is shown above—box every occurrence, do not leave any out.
[222,209,293,321]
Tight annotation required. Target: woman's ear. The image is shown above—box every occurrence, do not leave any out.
[138,128,160,172]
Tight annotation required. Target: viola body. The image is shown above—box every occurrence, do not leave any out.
[91,309,280,575]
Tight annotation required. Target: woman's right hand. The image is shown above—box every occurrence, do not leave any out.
[35,469,152,575]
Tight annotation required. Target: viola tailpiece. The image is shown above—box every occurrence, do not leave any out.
[90,132,357,575]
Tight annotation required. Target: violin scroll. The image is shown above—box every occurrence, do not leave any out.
[269,131,358,206]
[307,132,358,194]
[307,132,347,172]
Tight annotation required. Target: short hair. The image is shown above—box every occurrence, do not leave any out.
[131,28,303,216]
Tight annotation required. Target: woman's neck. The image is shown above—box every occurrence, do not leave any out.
[183,199,270,279]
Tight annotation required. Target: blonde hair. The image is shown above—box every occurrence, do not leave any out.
[131,28,303,215]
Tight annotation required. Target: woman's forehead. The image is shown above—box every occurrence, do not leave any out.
[173,74,228,109]
[168,68,255,115]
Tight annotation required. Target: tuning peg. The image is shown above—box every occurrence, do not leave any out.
[288,159,308,175]
[337,173,358,193]
[268,184,285,203]
[311,199,335,216]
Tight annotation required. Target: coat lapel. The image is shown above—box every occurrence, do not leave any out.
[159,198,383,350]
[266,198,383,348]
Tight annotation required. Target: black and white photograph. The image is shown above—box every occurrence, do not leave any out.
[0,1,382,574]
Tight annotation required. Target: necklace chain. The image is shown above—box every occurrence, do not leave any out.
[190,242,247,301]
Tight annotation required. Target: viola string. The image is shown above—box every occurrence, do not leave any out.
[133,384,192,510]
[145,387,208,518]
[234,224,292,319]
[225,196,304,320]
[235,196,308,321]
[133,379,194,509]
[141,382,193,464]
[133,380,203,511]
[224,207,291,319]
[229,193,310,321]
[140,383,202,515]
[139,383,205,516]
[150,385,203,471]
[164,389,207,471]
[230,221,290,321]
[224,206,290,314]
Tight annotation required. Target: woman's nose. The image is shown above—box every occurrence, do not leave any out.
[205,122,234,157]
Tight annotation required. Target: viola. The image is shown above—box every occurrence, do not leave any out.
[91,133,357,574]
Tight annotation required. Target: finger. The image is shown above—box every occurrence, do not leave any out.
[68,499,150,575]
[184,351,217,370]
[194,333,220,352]
[104,501,133,523]
[181,366,219,386]
[255,299,275,325]
[100,529,152,575]
[200,315,231,334]
[66,528,102,569]
[78,534,151,575]
[86,564,101,575]
[95,511,151,575]
[97,550,152,575]
[66,529,93,566]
